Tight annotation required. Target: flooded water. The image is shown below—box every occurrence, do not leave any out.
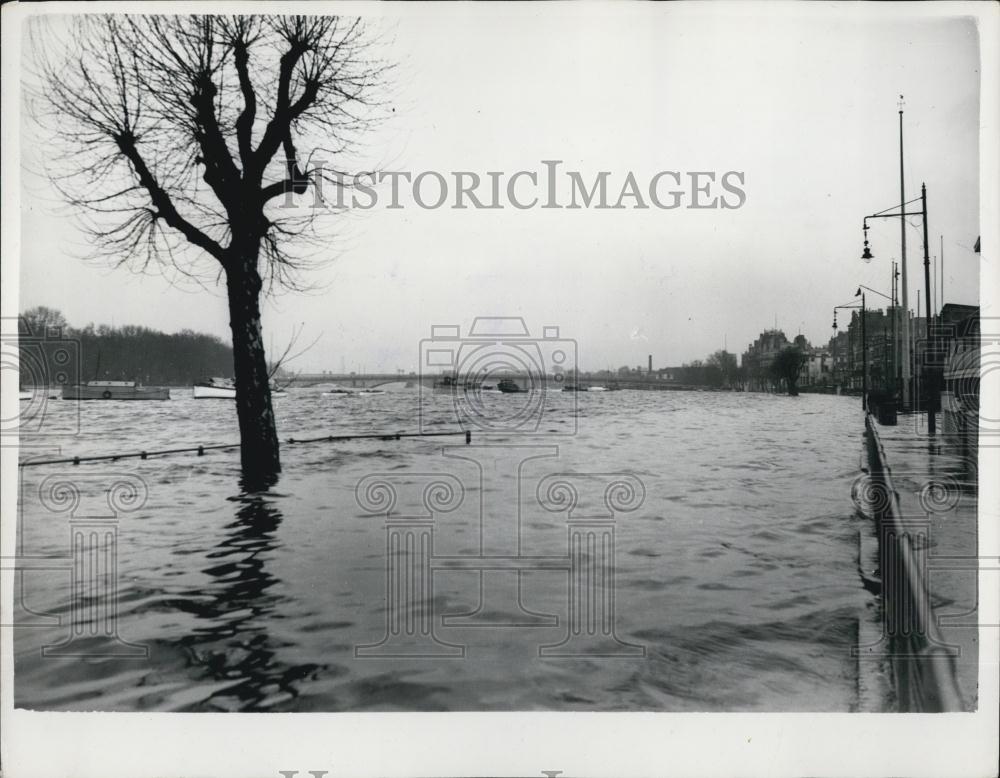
[14,388,872,711]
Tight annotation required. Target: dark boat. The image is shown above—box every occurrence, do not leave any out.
[434,375,474,392]
[562,367,586,391]
[437,374,498,392]
[62,380,170,401]
[498,378,523,393]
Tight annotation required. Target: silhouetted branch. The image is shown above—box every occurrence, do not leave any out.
[268,322,322,386]
[26,13,390,289]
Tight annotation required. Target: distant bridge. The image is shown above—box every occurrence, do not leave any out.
[287,373,435,389]
[285,373,729,392]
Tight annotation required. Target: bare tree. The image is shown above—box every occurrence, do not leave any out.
[27,15,388,488]
[769,346,807,396]
[19,306,68,335]
[706,349,738,388]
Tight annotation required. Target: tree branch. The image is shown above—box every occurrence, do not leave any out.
[233,42,257,171]
[260,134,310,203]
[191,71,243,208]
[253,42,310,173]
[115,131,226,263]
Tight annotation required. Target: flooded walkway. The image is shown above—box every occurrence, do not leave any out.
[859,412,979,711]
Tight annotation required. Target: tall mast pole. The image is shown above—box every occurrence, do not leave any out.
[892,261,898,399]
[862,293,868,410]
[940,234,945,308]
[899,97,911,411]
[922,183,935,434]
[933,253,937,314]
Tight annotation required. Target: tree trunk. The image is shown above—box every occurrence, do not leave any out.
[226,258,281,489]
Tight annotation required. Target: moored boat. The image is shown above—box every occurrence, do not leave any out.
[62,380,170,401]
[498,378,524,393]
[193,377,235,399]
[194,377,287,398]
[434,375,475,392]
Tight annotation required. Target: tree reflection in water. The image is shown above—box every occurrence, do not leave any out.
[178,489,323,711]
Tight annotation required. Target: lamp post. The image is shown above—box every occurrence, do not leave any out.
[856,290,868,409]
[892,260,901,397]
[860,98,935,433]
[861,99,912,411]
[857,284,893,397]
[861,184,935,433]
[833,300,864,407]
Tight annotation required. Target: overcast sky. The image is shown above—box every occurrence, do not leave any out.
[18,4,982,373]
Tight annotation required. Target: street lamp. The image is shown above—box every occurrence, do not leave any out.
[833,299,864,407]
[861,185,935,432]
[858,99,937,433]
[854,289,869,410]
[862,223,874,261]
[858,284,894,396]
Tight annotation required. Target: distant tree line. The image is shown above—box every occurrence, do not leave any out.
[677,342,808,395]
[19,306,233,386]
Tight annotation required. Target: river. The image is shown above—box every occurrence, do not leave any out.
[14,388,872,711]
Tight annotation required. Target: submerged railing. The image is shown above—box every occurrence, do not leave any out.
[861,413,965,711]
[18,429,472,468]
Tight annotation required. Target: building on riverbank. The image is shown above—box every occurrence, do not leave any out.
[799,347,832,387]
[741,329,789,391]
[843,307,903,394]
[828,330,850,389]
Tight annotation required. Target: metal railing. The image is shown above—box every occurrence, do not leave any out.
[862,413,965,711]
[18,429,472,468]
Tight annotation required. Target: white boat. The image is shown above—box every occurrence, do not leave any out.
[193,377,287,399]
[193,377,235,399]
[587,385,608,392]
[19,390,34,401]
